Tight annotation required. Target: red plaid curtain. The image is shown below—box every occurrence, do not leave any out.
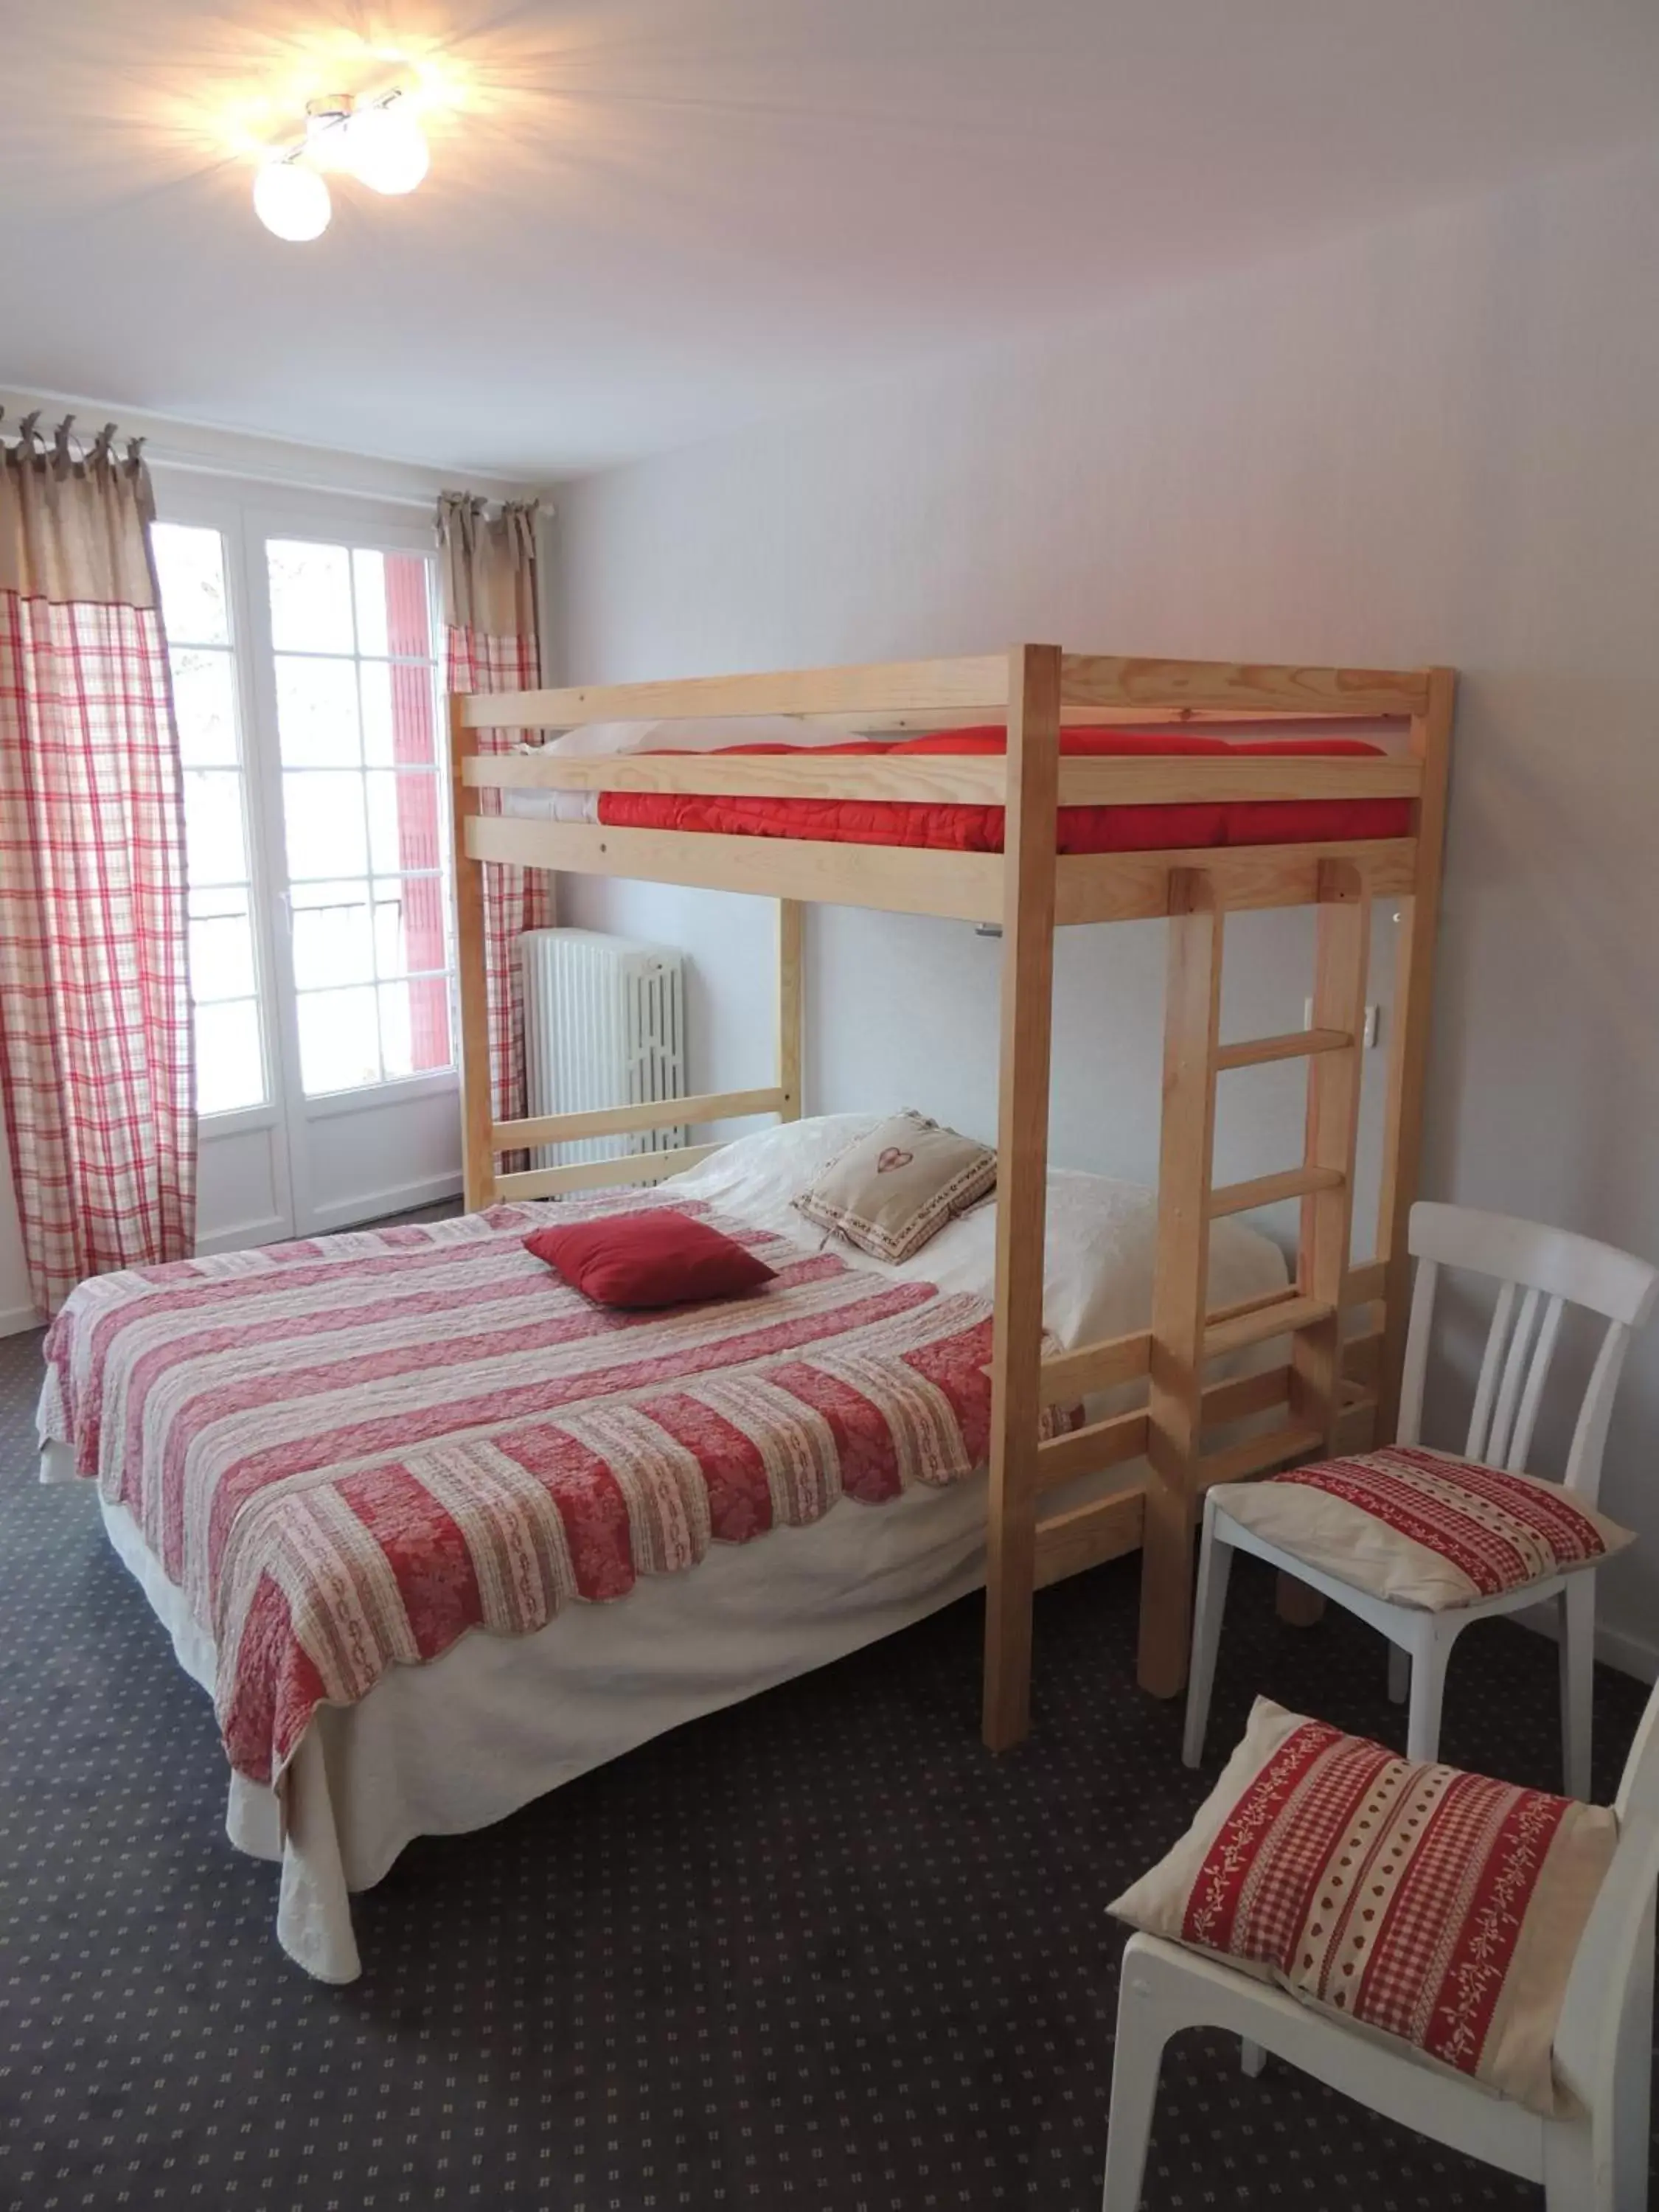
[437,495,552,1134]
[0,420,195,1315]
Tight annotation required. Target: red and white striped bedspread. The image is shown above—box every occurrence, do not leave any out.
[43,1196,1007,1787]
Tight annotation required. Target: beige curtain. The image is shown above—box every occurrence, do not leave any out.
[436,494,552,1141]
[0,415,195,1313]
[437,495,540,645]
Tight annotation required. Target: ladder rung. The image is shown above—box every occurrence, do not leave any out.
[1035,1409,1149,1492]
[1214,1026,1352,1071]
[1200,1422,1325,1490]
[1200,1363,1292,1428]
[1033,1486,1145,1589]
[1208,1164,1344,1218]
[1203,1293,1334,1361]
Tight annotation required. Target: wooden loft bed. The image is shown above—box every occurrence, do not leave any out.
[445,645,1455,1752]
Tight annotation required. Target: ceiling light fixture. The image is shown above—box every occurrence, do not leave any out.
[252,86,431,243]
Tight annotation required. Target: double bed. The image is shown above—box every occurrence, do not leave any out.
[38,1113,1287,1981]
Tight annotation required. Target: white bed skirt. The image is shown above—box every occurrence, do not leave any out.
[44,1436,1017,1983]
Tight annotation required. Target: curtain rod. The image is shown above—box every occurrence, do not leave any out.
[148,453,445,513]
[150,453,551,515]
[1,396,546,513]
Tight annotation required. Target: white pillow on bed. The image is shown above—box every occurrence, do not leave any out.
[662,1113,1287,1352]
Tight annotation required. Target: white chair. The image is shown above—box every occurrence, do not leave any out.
[1102,1676,1659,2210]
[1183,1201,1658,1796]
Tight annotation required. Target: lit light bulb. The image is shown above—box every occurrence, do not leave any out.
[347,102,430,195]
[253,157,332,243]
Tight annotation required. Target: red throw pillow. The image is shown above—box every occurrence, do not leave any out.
[522,1208,776,1308]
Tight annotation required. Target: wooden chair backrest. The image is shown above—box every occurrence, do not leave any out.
[1397,1201,1658,1502]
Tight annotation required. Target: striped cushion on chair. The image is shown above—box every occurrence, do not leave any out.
[1110,1699,1618,2115]
[1212,1444,1632,1611]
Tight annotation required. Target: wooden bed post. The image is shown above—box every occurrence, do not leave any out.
[450,692,497,1211]
[1291,860,1371,1440]
[776,898,803,1121]
[1273,858,1373,1628]
[1374,668,1455,1440]
[982,643,1062,1753]
[1138,869,1225,1697]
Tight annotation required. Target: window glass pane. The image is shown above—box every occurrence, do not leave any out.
[352,549,389,658]
[291,880,375,990]
[195,1000,265,1114]
[352,547,433,661]
[283,771,367,880]
[377,980,453,1079]
[189,890,257,1003]
[171,647,239,767]
[275,655,361,767]
[404,978,453,1074]
[298,987,381,1095]
[378,979,414,1079]
[153,524,230,647]
[367,769,441,874]
[183,770,248,888]
[268,540,355,654]
[387,551,433,657]
[372,875,447,978]
[360,660,436,767]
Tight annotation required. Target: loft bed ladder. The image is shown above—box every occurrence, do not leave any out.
[1136,857,1373,1694]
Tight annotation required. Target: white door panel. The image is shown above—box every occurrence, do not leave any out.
[301,1078,465,1231]
[195,1113,291,1254]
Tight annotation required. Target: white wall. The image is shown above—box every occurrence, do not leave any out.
[552,142,1659,1674]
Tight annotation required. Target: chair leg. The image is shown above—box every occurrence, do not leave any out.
[1102,1980,1171,2212]
[1541,2120,1604,2212]
[1406,1624,1451,1764]
[1182,1509,1233,1770]
[1388,1643,1410,1705]
[1608,1894,1655,2211]
[1559,1575,1595,1803]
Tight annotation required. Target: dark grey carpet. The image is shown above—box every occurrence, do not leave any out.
[0,1320,1651,2211]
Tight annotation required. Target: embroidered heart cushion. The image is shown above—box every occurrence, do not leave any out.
[792,1110,997,1264]
[1110,1698,1617,2116]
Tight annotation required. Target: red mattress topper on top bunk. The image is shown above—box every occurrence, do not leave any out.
[598,726,1413,855]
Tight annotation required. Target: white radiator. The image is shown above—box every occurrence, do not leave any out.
[521,928,687,1169]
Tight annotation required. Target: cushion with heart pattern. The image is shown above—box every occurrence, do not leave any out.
[792,1110,997,1263]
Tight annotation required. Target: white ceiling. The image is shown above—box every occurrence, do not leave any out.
[6,0,1659,481]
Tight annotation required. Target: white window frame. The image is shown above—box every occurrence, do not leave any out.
[152,473,459,1182]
